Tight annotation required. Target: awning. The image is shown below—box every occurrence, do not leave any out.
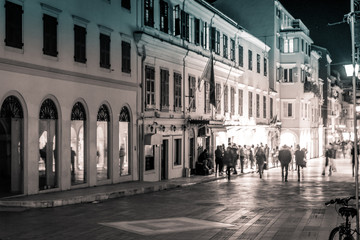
[207,124,227,132]
[144,134,162,145]
[188,119,210,125]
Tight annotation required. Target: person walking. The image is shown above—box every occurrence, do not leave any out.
[295,145,306,182]
[239,145,245,173]
[272,146,279,168]
[215,145,224,176]
[224,146,233,180]
[264,144,269,170]
[249,145,255,170]
[255,146,265,178]
[351,141,359,177]
[278,145,292,182]
[231,144,238,174]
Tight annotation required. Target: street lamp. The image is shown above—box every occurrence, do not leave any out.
[344,1,359,237]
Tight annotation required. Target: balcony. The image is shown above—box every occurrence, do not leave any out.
[281,19,310,36]
[304,80,321,98]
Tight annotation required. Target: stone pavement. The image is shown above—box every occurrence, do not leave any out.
[0,157,359,240]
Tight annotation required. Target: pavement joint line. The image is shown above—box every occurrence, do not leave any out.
[228,211,264,240]
[290,209,313,240]
[222,208,250,224]
[253,210,285,240]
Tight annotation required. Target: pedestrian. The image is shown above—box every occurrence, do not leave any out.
[351,141,359,177]
[328,143,337,175]
[295,145,306,182]
[224,146,233,180]
[231,144,238,174]
[272,146,279,168]
[278,145,292,182]
[255,146,265,178]
[249,145,255,170]
[239,145,245,173]
[215,145,224,176]
[264,144,269,170]
[289,145,295,171]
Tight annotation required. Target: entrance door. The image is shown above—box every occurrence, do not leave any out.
[0,96,24,197]
[161,140,168,180]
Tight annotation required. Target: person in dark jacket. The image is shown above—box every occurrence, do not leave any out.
[294,144,305,182]
[255,147,265,178]
[215,145,224,175]
[278,145,292,182]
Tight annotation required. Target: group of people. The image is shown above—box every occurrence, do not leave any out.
[277,144,307,182]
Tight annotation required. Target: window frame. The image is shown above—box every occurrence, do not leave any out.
[188,75,196,112]
[174,72,182,112]
[238,89,243,116]
[121,41,131,73]
[248,50,253,70]
[144,0,154,27]
[160,69,169,111]
[5,1,23,49]
[100,33,111,69]
[223,34,228,58]
[43,14,58,57]
[145,66,156,109]
[160,0,169,33]
[74,25,87,63]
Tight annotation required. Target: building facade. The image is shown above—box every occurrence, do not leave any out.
[212,0,323,157]
[0,0,138,197]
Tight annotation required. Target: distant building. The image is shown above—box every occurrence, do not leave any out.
[211,0,323,157]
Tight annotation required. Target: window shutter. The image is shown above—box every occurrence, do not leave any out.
[280,38,284,52]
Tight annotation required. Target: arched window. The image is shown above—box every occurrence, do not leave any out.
[0,96,24,195]
[39,99,58,190]
[119,106,131,176]
[70,102,86,185]
[97,104,110,180]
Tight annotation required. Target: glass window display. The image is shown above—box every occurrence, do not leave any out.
[97,104,110,181]
[119,106,130,176]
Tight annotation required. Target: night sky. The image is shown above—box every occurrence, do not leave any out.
[279,0,352,78]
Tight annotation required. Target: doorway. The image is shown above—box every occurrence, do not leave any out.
[161,139,168,180]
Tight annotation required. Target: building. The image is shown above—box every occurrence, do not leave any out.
[135,0,274,180]
[211,0,323,157]
[0,0,138,197]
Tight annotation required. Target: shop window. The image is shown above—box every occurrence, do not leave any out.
[174,139,181,165]
[119,106,131,176]
[97,104,110,180]
[5,1,23,49]
[145,145,154,171]
[43,14,58,57]
[39,99,58,190]
[70,102,87,185]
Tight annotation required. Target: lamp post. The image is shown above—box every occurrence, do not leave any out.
[345,0,359,237]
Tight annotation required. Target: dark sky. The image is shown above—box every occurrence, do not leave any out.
[279,0,352,77]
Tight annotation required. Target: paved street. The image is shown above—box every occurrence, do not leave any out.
[0,157,358,240]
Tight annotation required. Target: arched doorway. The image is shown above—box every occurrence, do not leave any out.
[71,102,87,185]
[39,99,58,190]
[119,106,130,176]
[97,104,110,181]
[0,96,24,197]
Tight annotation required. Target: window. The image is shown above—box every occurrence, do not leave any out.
[181,10,189,41]
[201,21,207,49]
[224,85,228,113]
[216,83,221,112]
[211,27,220,54]
[145,145,154,170]
[97,105,110,181]
[160,0,168,33]
[5,1,23,49]
[119,106,131,176]
[230,39,235,61]
[270,98,273,119]
[256,94,260,118]
[264,58,267,76]
[294,38,299,52]
[248,50,253,70]
[43,14,58,57]
[100,33,111,68]
[145,66,155,108]
[121,0,131,10]
[238,45,243,67]
[189,76,196,111]
[122,41,131,73]
[74,25,87,63]
[174,72,182,111]
[160,69,169,111]
[230,87,235,115]
[256,54,260,73]
[238,89,243,116]
[223,34,228,58]
[204,82,210,113]
[174,5,181,36]
[248,92,253,117]
[283,68,293,82]
[283,102,294,118]
[282,38,299,53]
[263,96,267,118]
[301,39,304,52]
[144,0,154,27]
[194,18,200,45]
[174,139,181,165]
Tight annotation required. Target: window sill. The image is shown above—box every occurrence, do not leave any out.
[5,45,24,54]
